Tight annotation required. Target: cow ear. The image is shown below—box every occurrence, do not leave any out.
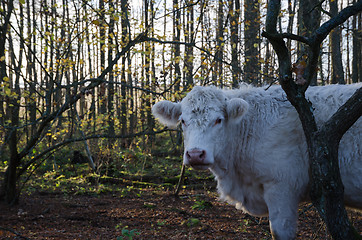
[152,100,182,128]
[226,98,249,121]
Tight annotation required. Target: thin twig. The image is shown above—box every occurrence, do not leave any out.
[174,164,186,196]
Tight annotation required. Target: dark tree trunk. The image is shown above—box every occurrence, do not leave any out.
[297,0,321,85]
[121,0,128,138]
[4,64,21,203]
[4,127,20,205]
[352,3,361,83]
[173,0,181,93]
[99,0,107,115]
[148,0,156,144]
[4,27,22,205]
[244,0,260,85]
[263,42,273,84]
[229,0,241,88]
[127,51,134,135]
[26,0,36,138]
[0,0,14,129]
[141,0,151,144]
[185,3,194,88]
[330,0,345,84]
[1,0,19,205]
[108,0,115,139]
[213,0,224,86]
[263,0,362,239]
[286,0,297,50]
[308,87,362,239]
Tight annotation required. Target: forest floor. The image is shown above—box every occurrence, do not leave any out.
[1,186,362,240]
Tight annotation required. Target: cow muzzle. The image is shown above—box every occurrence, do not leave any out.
[185,148,210,170]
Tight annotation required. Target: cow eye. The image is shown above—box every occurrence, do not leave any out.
[215,118,222,125]
[181,119,186,126]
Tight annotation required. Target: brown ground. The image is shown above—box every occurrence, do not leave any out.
[0,189,361,240]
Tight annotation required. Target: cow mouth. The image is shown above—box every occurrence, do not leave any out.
[189,163,210,170]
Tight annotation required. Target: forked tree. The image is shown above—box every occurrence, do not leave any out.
[263,0,362,239]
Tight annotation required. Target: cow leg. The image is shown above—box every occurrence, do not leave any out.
[264,186,298,240]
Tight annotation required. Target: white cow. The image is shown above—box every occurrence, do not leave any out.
[152,84,362,240]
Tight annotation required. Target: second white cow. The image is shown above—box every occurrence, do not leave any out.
[152,84,362,240]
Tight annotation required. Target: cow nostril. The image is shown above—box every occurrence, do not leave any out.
[200,150,205,159]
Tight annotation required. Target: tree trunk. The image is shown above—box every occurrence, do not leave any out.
[4,60,21,203]
[286,0,297,50]
[29,0,37,137]
[84,3,95,131]
[121,0,128,139]
[330,0,345,84]
[0,0,14,130]
[244,0,260,85]
[0,0,15,203]
[108,0,115,139]
[213,0,224,86]
[229,0,241,88]
[127,51,134,136]
[185,3,194,88]
[263,42,273,84]
[148,0,156,144]
[351,3,361,83]
[173,0,181,93]
[3,13,22,203]
[99,0,107,115]
[310,132,360,239]
[263,1,362,239]
[4,125,20,205]
[297,0,321,85]
[200,1,208,86]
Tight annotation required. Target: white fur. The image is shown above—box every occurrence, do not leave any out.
[152,100,181,128]
[152,84,362,240]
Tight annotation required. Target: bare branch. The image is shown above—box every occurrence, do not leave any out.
[323,87,362,143]
[17,31,149,160]
[154,0,201,21]
[280,33,311,45]
[307,0,331,17]
[311,1,362,45]
[144,37,242,73]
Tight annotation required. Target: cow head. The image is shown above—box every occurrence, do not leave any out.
[152,86,249,171]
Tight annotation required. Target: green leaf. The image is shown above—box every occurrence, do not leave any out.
[4,87,11,96]
[91,19,100,26]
